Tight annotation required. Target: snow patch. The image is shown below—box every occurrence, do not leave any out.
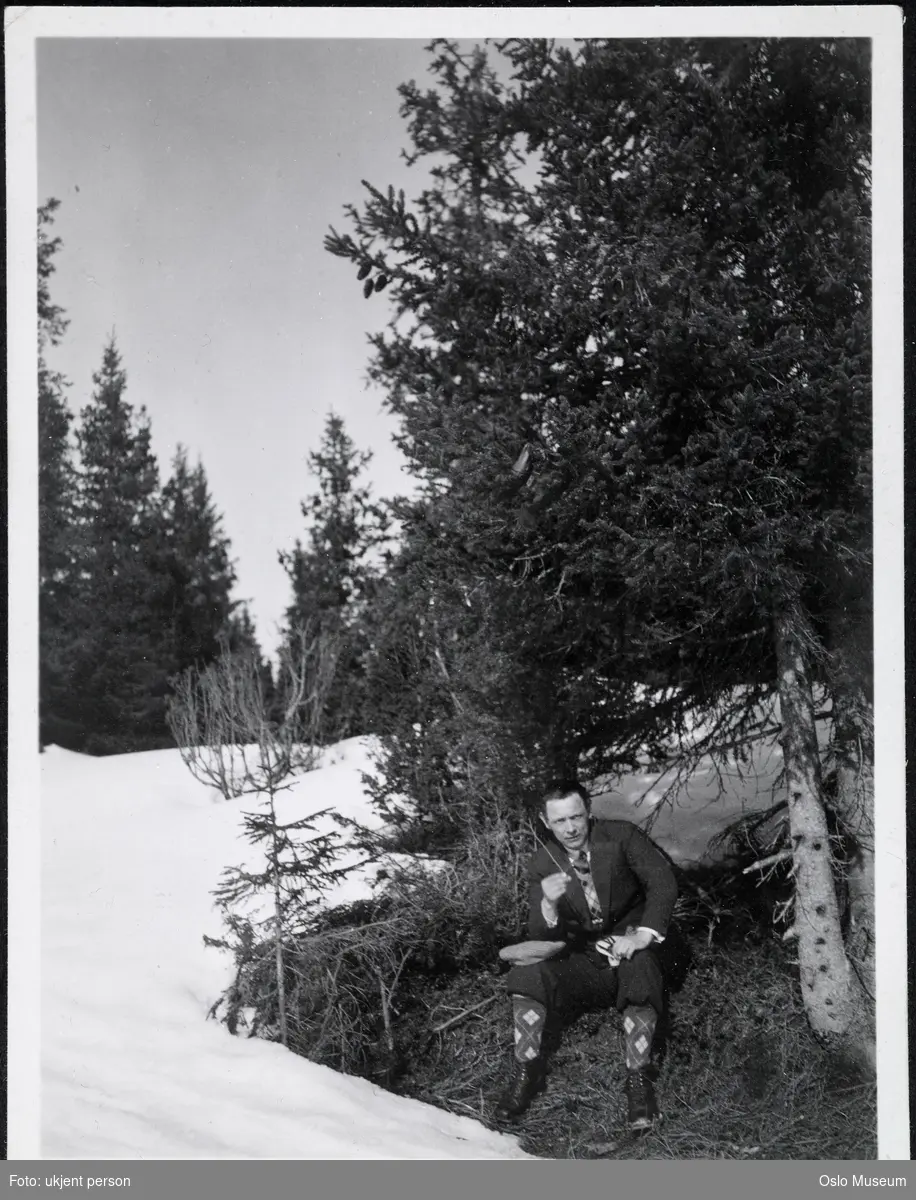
[41,739,531,1160]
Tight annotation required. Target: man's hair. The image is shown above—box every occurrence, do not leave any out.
[541,781,591,813]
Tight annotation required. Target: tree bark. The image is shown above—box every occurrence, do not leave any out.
[270,794,289,1048]
[831,688,875,980]
[826,599,875,993]
[775,604,873,1071]
[274,894,288,1047]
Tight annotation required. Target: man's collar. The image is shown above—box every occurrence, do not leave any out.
[563,840,591,859]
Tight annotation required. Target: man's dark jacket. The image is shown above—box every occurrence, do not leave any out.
[526,818,678,945]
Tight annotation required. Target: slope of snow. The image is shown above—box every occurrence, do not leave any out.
[41,740,531,1160]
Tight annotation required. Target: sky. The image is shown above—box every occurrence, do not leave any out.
[37,38,447,656]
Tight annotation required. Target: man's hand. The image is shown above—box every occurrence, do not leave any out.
[539,872,570,929]
[610,928,655,960]
[540,871,571,905]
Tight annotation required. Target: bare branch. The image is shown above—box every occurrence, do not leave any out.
[742,848,794,875]
[431,994,499,1034]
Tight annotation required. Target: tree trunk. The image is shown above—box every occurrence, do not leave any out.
[831,686,875,983]
[826,599,875,995]
[274,893,288,1047]
[775,604,873,1071]
[270,796,289,1048]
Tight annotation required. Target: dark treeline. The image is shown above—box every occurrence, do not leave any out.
[38,203,387,755]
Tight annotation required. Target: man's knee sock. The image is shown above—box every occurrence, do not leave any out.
[623,1005,657,1071]
[511,995,547,1063]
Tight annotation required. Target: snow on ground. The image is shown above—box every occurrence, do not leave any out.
[41,739,531,1160]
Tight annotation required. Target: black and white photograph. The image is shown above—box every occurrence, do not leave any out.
[7,6,906,1170]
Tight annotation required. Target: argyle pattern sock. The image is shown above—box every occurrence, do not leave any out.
[623,1005,657,1071]
[512,995,547,1063]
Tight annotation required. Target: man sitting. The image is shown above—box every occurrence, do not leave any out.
[494,782,678,1132]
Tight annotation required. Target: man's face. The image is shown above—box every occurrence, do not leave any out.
[542,793,590,853]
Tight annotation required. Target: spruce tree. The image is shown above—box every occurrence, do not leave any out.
[168,634,349,1046]
[38,200,80,748]
[159,445,239,674]
[327,39,874,1063]
[73,336,171,752]
[279,412,389,740]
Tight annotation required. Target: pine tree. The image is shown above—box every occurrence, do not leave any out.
[72,336,171,752]
[279,412,390,740]
[38,199,81,748]
[159,445,239,674]
[327,39,874,1063]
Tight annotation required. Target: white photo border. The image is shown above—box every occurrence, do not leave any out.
[6,4,906,1162]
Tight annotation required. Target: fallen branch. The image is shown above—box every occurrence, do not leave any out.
[431,994,499,1034]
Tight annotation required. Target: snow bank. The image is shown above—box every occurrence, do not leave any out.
[41,740,531,1160]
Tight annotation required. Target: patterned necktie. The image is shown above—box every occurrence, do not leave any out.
[570,849,603,925]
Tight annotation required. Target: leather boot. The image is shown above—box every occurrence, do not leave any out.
[492,1059,545,1121]
[624,1070,658,1132]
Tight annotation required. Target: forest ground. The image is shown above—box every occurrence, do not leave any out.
[390,919,876,1160]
